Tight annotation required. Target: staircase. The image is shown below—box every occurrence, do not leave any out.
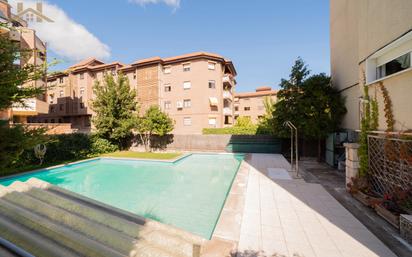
[0,178,204,257]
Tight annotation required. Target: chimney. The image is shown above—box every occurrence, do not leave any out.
[17,2,23,13]
[36,2,42,22]
[36,2,42,13]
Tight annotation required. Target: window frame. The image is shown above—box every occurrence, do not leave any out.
[183,81,191,90]
[164,66,171,74]
[183,99,191,108]
[208,62,216,70]
[183,63,191,72]
[208,80,216,89]
[183,117,192,126]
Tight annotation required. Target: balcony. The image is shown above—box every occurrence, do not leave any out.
[223,74,235,87]
[223,90,233,100]
[223,107,233,116]
[12,98,49,116]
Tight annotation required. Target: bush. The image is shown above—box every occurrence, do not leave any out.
[203,116,258,135]
[45,133,92,163]
[90,136,118,155]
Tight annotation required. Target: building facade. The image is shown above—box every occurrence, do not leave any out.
[32,52,237,134]
[0,0,48,123]
[331,0,412,131]
[234,87,277,123]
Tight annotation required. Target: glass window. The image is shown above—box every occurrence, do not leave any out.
[183,99,191,108]
[183,81,191,90]
[164,66,171,74]
[164,84,171,92]
[208,118,217,126]
[183,63,191,72]
[244,107,251,111]
[183,117,191,126]
[376,52,411,79]
[59,77,64,84]
[59,90,64,97]
[208,62,216,70]
[164,101,171,110]
[79,73,84,80]
[208,80,216,89]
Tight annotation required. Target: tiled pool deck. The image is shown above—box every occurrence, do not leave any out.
[203,154,397,257]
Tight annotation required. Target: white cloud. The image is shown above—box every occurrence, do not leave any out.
[9,0,111,62]
[129,0,181,8]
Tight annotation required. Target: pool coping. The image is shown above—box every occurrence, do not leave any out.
[0,153,194,182]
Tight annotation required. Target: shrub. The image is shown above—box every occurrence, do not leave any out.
[90,136,118,155]
[45,133,92,163]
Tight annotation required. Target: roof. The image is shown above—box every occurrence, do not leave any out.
[69,58,104,69]
[235,89,278,98]
[131,51,237,75]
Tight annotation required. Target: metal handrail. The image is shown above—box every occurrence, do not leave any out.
[284,121,299,177]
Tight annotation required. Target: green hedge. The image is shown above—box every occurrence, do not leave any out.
[202,127,257,135]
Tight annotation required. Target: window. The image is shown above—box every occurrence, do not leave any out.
[59,90,64,97]
[235,106,239,111]
[50,106,55,113]
[59,104,63,111]
[164,101,171,110]
[164,66,171,74]
[183,117,192,126]
[79,73,84,80]
[208,80,216,89]
[183,99,191,108]
[80,87,85,95]
[183,63,191,72]
[59,77,64,84]
[80,103,85,109]
[49,95,54,104]
[208,62,216,70]
[183,81,191,90]
[133,73,137,79]
[164,84,171,92]
[111,69,116,76]
[376,52,411,80]
[244,107,251,111]
[208,118,217,126]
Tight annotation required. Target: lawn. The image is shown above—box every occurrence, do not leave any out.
[101,151,182,160]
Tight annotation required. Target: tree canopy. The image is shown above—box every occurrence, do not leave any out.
[91,73,137,149]
[135,106,174,151]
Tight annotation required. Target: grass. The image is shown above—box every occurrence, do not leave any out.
[101,151,181,160]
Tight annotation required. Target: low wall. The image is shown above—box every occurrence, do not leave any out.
[131,134,282,153]
[22,123,74,135]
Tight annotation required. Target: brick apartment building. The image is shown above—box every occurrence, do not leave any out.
[31,52,237,134]
[0,0,48,122]
[234,87,277,123]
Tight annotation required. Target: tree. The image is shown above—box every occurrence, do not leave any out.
[135,106,174,152]
[300,73,347,161]
[0,30,47,170]
[272,58,346,161]
[273,57,310,137]
[91,74,137,149]
[257,96,276,135]
[0,30,45,110]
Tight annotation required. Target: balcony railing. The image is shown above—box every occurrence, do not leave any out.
[12,98,49,115]
[223,107,232,116]
[223,74,235,87]
[223,90,233,100]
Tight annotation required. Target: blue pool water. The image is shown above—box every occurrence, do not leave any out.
[0,154,244,239]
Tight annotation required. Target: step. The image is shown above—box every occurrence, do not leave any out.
[3,190,136,255]
[0,213,79,257]
[26,184,199,257]
[0,198,126,257]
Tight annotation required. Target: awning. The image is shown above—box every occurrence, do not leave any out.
[209,97,218,107]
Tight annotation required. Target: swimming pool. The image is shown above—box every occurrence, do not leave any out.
[0,153,244,239]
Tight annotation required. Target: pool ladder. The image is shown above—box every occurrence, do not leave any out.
[284,121,299,177]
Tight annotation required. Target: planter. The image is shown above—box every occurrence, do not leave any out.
[352,191,381,207]
[375,204,400,229]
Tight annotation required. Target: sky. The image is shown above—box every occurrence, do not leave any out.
[10,0,330,92]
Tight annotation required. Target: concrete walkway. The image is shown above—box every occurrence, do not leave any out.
[235,154,397,257]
